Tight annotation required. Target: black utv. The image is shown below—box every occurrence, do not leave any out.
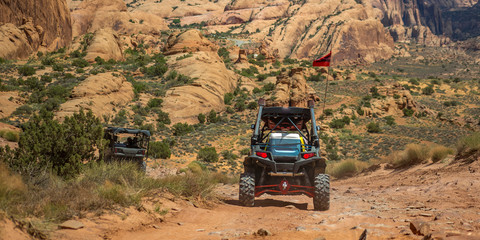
[239,99,329,210]
[103,127,151,172]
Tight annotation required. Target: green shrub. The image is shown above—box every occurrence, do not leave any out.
[409,78,419,85]
[4,110,103,180]
[217,47,229,60]
[41,57,55,66]
[197,113,206,124]
[341,116,351,125]
[356,107,364,116]
[329,119,346,129]
[172,123,194,136]
[12,105,34,116]
[18,65,36,76]
[52,64,64,72]
[263,82,275,92]
[207,110,219,123]
[226,106,234,114]
[443,100,460,107]
[72,58,89,68]
[422,86,434,95]
[324,109,333,116]
[197,147,218,163]
[252,87,262,94]
[234,101,246,112]
[142,63,168,77]
[95,56,105,65]
[224,93,234,105]
[366,122,381,133]
[157,110,171,125]
[247,101,257,110]
[308,74,326,82]
[149,140,171,159]
[221,150,238,161]
[384,116,395,126]
[257,74,267,81]
[240,148,250,155]
[403,108,414,117]
[147,98,163,108]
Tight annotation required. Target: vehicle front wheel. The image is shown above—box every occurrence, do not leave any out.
[239,172,255,207]
[313,174,330,211]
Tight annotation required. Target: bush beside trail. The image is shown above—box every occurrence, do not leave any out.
[0,109,235,231]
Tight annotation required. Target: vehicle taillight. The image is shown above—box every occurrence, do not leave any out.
[256,152,268,158]
[302,153,315,159]
[138,150,145,155]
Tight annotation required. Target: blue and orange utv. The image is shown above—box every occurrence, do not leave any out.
[239,99,329,210]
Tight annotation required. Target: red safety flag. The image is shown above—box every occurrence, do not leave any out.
[313,51,331,67]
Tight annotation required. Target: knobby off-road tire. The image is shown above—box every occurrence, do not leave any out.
[239,172,255,207]
[313,174,330,211]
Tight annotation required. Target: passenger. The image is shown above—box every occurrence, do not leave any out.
[126,137,134,147]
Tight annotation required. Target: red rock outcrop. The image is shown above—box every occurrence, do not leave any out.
[268,68,319,108]
[362,83,420,117]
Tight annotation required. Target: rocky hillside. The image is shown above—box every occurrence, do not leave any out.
[371,0,480,43]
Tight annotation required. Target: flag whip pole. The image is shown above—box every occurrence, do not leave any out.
[323,66,329,114]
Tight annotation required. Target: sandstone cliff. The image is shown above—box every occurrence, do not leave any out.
[70,0,167,37]
[0,0,72,58]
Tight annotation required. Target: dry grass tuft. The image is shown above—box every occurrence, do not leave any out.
[0,160,236,223]
[430,145,454,163]
[0,129,19,142]
[326,159,368,178]
[392,144,431,168]
[457,132,480,154]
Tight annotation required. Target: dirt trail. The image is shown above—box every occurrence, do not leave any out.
[98,159,480,240]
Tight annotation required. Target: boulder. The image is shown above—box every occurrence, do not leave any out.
[57,72,134,119]
[163,30,217,55]
[59,220,85,230]
[84,28,124,62]
[162,30,238,124]
[268,68,319,108]
[235,49,248,63]
[409,220,431,236]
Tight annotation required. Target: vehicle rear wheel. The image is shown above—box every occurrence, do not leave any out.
[313,174,330,211]
[239,172,255,207]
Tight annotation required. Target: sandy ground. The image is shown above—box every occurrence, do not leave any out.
[4,156,478,240]
[65,158,480,240]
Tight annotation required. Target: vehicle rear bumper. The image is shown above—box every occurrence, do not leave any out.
[246,156,326,174]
